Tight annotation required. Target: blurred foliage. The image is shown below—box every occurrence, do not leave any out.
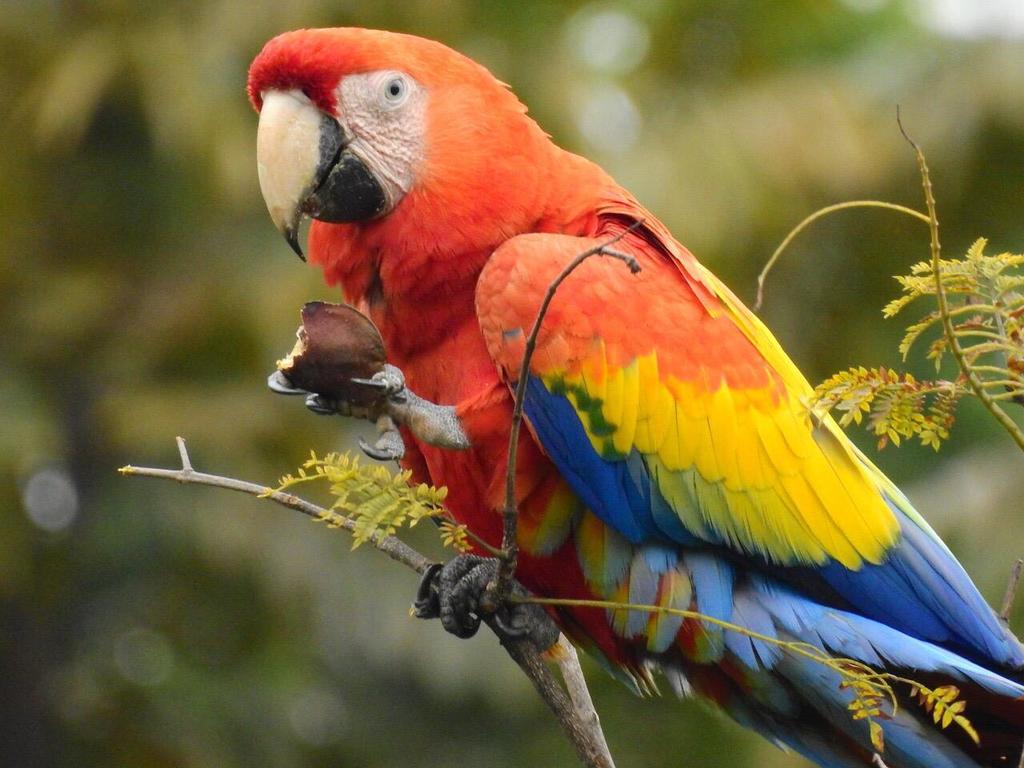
[2,1,1024,767]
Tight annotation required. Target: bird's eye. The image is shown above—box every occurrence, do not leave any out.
[381,75,409,107]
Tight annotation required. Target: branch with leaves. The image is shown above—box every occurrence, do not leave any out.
[812,366,962,450]
[755,117,1024,766]
[759,121,1024,454]
[809,237,1024,451]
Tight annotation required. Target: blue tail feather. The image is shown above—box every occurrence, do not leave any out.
[754,578,1024,699]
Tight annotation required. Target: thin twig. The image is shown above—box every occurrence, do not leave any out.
[121,439,614,768]
[437,514,504,557]
[496,224,643,595]
[754,201,930,312]
[897,110,1024,453]
[176,435,193,473]
[1000,558,1024,624]
[872,754,891,768]
[121,440,430,574]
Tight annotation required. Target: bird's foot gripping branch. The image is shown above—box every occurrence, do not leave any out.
[268,300,469,461]
[413,555,560,648]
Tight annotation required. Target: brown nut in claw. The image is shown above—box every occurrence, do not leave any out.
[275,302,387,406]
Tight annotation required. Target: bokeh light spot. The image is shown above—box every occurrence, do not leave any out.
[567,5,651,75]
[918,0,1024,38]
[575,83,642,154]
[22,466,79,533]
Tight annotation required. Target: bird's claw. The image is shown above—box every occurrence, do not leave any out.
[413,563,444,619]
[265,372,367,419]
[352,364,407,402]
[358,419,406,461]
[304,393,339,415]
[267,370,307,395]
[413,555,559,650]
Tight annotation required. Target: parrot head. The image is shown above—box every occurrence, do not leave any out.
[248,28,553,266]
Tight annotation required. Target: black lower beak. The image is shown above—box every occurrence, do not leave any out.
[304,151,388,224]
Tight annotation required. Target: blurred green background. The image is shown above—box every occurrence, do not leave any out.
[3,1,1024,766]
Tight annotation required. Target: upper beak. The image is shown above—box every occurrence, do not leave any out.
[256,89,343,259]
[256,89,388,260]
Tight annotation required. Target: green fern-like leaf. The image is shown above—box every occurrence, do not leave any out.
[811,367,964,450]
[269,451,448,548]
[439,521,472,553]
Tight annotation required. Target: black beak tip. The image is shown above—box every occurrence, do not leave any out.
[283,226,305,261]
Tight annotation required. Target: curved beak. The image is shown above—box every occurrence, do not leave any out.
[256,90,340,259]
[256,89,387,260]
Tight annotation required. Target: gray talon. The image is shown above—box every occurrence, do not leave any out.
[348,377,390,392]
[267,371,308,395]
[358,419,406,461]
[305,393,339,415]
[373,364,407,396]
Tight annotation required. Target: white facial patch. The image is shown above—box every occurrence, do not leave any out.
[336,71,427,213]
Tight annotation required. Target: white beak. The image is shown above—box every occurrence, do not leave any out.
[256,89,326,256]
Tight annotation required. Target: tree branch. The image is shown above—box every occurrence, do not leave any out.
[121,437,614,768]
[754,200,930,313]
[897,111,1024,454]
[553,635,613,762]
[121,438,430,573]
[496,225,642,595]
[497,632,614,768]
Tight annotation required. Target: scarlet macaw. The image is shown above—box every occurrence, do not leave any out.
[248,28,1024,767]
